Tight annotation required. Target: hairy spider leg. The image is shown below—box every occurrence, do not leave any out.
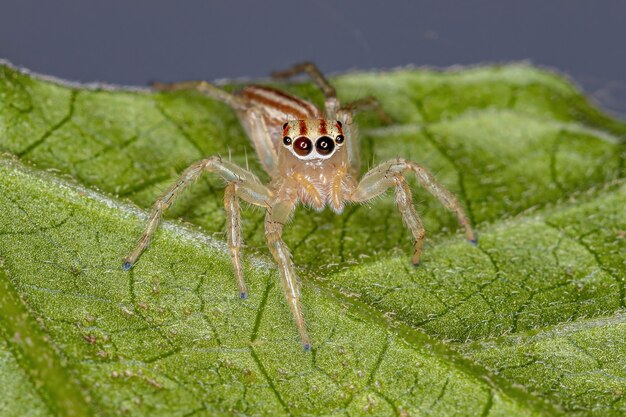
[224,183,246,298]
[394,176,427,265]
[339,96,393,126]
[335,109,360,174]
[123,156,271,299]
[152,80,280,177]
[265,199,311,350]
[152,80,248,111]
[350,158,476,264]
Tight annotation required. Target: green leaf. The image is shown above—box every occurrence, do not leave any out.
[0,62,624,416]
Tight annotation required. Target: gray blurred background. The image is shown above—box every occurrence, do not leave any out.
[1,0,625,117]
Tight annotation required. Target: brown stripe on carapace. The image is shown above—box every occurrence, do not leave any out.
[319,119,328,135]
[240,85,321,119]
[298,120,308,136]
[240,89,307,120]
[240,88,308,120]
[260,86,321,117]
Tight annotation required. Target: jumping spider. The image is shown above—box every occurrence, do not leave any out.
[124,62,475,350]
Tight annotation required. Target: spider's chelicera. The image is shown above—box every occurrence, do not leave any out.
[124,62,476,351]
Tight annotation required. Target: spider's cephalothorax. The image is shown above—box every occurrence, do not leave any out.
[124,62,476,351]
[278,119,353,213]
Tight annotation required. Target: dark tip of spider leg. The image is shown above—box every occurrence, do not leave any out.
[123,261,133,271]
[239,291,248,300]
[303,343,311,352]
[412,261,421,268]
[469,236,478,246]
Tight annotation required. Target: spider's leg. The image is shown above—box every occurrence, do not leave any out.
[123,159,208,270]
[336,98,392,176]
[350,171,426,265]
[271,61,339,118]
[393,177,426,265]
[336,109,360,173]
[124,157,272,295]
[264,201,311,350]
[151,80,248,111]
[402,159,475,244]
[351,158,475,262]
[153,81,279,176]
[271,62,336,99]
[224,183,247,298]
[340,96,393,125]
[236,106,279,177]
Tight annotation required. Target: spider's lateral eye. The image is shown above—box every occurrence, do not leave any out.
[282,122,288,130]
[315,136,335,155]
[283,136,292,146]
[293,137,313,156]
[335,135,344,144]
[336,120,342,128]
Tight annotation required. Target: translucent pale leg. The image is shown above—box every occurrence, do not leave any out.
[124,157,271,296]
[236,106,279,177]
[336,109,360,174]
[337,92,393,172]
[264,201,310,350]
[152,80,248,111]
[350,158,476,263]
[394,177,427,265]
[340,96,393,125]
[152,80,279,175]
[224,183,246,298]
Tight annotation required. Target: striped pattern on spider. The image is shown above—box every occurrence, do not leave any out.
[123,62,476,350]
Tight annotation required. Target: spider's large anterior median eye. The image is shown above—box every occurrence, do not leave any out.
[315,136,335,155]
[283,136,292,146]
[293,137,313,156]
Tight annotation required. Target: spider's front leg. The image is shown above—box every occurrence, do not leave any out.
[350,158,476,265]
[123,156,271,298]
[264,200,311,350]
[151,80,248,111]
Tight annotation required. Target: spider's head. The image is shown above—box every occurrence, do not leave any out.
[281,119,345,161]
